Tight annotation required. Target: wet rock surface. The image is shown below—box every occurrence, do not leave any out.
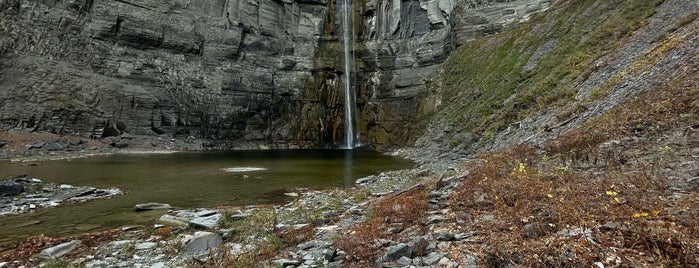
[133,203,173,212]
[39,240,81,260]
[0,175,122,216]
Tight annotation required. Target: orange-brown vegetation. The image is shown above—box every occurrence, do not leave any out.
[449,144,697,266]
[443,70,699,266]
[1,228,123,264]
[334,187,429,266]
[331,64,698,266]
[548,67,698,164]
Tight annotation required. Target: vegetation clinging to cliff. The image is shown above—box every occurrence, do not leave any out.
[428,0,663,144]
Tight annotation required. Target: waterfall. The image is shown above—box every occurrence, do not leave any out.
[341,0,356,149]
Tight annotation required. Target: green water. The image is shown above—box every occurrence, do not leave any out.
[0,149,413,244]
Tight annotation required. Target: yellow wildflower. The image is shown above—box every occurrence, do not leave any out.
[632,212,650,218]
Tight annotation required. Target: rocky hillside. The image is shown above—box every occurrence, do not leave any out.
[0,0,697,267]
[413,0,698,155]
[310,0,699,265]
[0,0,552,149]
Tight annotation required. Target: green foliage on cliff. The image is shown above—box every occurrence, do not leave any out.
[431,0,663,140]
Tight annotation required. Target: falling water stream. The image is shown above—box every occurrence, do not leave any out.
[341,0,356,149]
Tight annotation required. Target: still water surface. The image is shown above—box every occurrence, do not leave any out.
[0,149,413,243]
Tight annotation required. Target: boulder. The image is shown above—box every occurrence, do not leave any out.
[158,214,188,226]
[297,241,318,250]
[13,175,41,183]
[385,243,412,261]
[434,230,455,241]
[189,213,222,229]
[356,175,377,184]
[424,252,447,265]
[324,247,337,262]
[397,256,412,266]
[41,142,63,151]
[111,142,129,149]
[134,242,157,250]
[183,232,222,254]
[167,209,222,229]
[273,259,301,267]
[25,142,46,150]
[39,240,81,260]
[0,184,24,196]
[134,203,172,211]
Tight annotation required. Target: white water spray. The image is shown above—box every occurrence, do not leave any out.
[341,0,356,149]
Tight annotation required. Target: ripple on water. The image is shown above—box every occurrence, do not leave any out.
[220,167,267,172]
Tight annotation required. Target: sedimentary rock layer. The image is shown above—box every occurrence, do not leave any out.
[0,0,551,148]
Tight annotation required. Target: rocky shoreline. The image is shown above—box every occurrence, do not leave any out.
[1,133,698,267]
[0,130,453,267]
[0,130,209,163]
[0,140,460,268]
[1,122,697,267]
[0,175,122,217]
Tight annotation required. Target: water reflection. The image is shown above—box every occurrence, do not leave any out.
[343,149,354,185]
[0,149,413,242]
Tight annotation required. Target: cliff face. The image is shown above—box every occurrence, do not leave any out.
[1,0,327,148]
[351,0,553,146]
[0,0,551,149]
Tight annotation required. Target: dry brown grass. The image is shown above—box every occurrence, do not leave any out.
[1,228,124,265]
[448,144,698,267]
[449,62,699,264]
[547,65,698,166]
[333,187,429,266]
[446,70,699,267]
[278,224,315,246]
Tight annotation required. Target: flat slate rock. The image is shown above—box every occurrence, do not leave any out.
[183,232,222,254]
[134,203,172,211]
[42,142,63,151]
[189,213,222,229]
[135,242,158,250]
[385,243,412,261]
[273,259,301,267]
[52,186,96,201]
[39,240,81,259]
[159,214,188,226]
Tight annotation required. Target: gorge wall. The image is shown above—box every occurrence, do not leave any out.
[0,0,552,149]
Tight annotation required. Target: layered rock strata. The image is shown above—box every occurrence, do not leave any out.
[0,0,551,148]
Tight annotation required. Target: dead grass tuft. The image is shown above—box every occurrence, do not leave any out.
[333,188,429,266]
[449,142,698,266]
[278,224,315,246]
